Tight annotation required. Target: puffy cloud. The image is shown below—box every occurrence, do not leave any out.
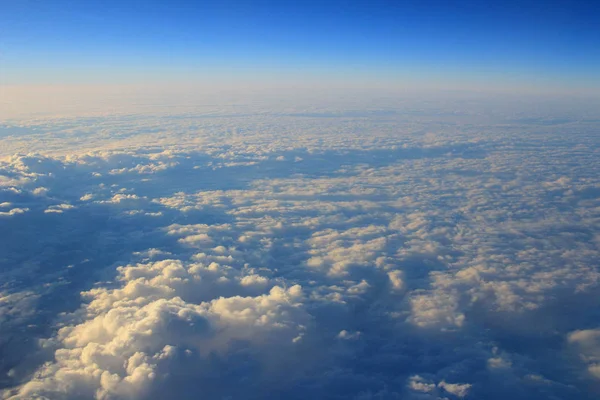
[568,329,600,379]
[1,96,600,399]
[12,284,310,399]
[337,330,362,340]
[0,207,29,217]
[407,375,471,399]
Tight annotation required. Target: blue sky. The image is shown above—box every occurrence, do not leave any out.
[1,0,599,90]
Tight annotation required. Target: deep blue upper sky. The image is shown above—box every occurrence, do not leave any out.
[2,0,599,90]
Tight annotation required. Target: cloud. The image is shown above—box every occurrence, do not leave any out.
[407,375,471,399]
[568,329,600,379]
[0,207,29,217]
[1,96,600,399]
[12,284,310,399]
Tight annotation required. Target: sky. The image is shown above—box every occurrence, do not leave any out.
[1,0,600,91]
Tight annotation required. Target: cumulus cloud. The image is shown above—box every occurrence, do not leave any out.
[12,284,310,399]
[0,207,29,217]
[407,375,471,399]
[568,329,600,379]
[1,95,600,399]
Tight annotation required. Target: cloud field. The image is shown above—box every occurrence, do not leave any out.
[1,93,600,399]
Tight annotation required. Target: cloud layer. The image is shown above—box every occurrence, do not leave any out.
[1,96,600,399]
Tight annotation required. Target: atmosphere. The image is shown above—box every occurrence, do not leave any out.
[2,0,600,91]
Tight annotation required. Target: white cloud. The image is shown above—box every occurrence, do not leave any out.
[407,375,471,399]
[0,207,29,217]
[1,95,600,399]
[568,329,600,379]
[438,381,472,398]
